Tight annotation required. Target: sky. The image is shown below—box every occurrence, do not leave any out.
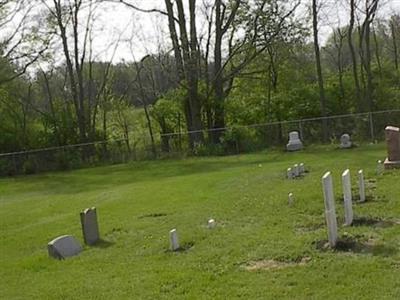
[4,0,400,65]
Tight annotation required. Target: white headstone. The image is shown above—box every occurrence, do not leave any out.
[299,163,305,174]
[80,207,100,245]
[288,192,294,205]
[293,164,299,177]
[358,170,366,202]
[322,172,338,247]
[342,169,353,226]
[208,219,216,229]
[287,168,293,179]
[286,131,303,151]
[48,235,82,260]
[340,134,352,149]
[377,160,384,175]
[169,229,179,251]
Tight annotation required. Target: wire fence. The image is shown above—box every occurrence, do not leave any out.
[1,109,399,176]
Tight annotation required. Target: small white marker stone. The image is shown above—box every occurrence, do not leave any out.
[207,219,216,229]
[169,229,179,251]
[342,169,353,226]
[288,193,294,205]
[377,160,384,175]
[293,164,299,177]
[299,163,305,174]
[358,169,366,202]
[287,168,293,179]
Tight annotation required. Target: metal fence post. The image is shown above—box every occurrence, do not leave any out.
[369,112,375,142]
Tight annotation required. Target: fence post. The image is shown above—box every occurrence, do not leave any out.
[369,112,375,142]
[298,121,304,141]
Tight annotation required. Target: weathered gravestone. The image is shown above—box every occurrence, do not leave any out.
[340,134,352,149]
[288,192,294,205]
[48,235,82,260]
[384,126,400,169]
[342,169,353,226]
[358,169,366,202]
[377,160,384,175]
[322,172,338,247]
[169,229,179,251]
[286,131,303,151]
[293,164,300,177]
[80,207,100,245]
[299,163,305,174]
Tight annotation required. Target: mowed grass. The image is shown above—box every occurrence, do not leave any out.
[0,144,399,299]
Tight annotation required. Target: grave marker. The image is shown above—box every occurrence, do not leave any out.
[169,229,179,251]
[340,134,352,149]
[342,169,353,226]
[293,164,300,177]
[208,219,216,229]
[48,235,82,260]
[384,126,400,169]
[286,131,303,151]
[287,168,293,179]
[80,207,100,245]
[288,193,294,205]
[358,170,366,202]
[299,163,305,174]
[322,172,338,247]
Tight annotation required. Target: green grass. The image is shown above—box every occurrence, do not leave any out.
[1,144,399,299]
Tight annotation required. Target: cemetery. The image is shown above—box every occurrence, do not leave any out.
[1,132,399,299]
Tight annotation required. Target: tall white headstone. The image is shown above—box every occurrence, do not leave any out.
[293,164,299,177]
[322,172,338,247]
[169,229,179,251]
[358,169,366,202]
[342,169,353,226]
[377,160,384,175]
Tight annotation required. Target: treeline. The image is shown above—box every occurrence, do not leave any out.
[0,0,399,160]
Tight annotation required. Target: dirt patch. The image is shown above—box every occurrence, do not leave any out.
[243,256,311,271]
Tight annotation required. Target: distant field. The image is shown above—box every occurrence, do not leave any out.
[0,144,399,299]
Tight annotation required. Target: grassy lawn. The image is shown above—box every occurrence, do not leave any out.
[0,144,399,299]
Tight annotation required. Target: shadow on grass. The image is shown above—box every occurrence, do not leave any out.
[352,217,399,228]
[91,239,115,249]
[314,237,398,257]
[138,213,168,219]
[166,241,195,253]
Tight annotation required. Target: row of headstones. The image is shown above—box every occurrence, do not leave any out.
[48,207,100,260]
[286,131,352,151]
[322,169,366,247]
[170,219,216,251]
[287,163,305,179]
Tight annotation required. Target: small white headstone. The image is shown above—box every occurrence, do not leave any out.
[288,192,294,205]
[169,229,179,251]
[286,131,303,151]
[293,164,299,177]
[80,207,100,245]
[287,168,293,179]
[340,134,352,149]
[207,219,216,229]
[48,235,82,260]
[299,163,305,174]
[358,170,366,202]
[322,172,338,247]
[342,169,353,226]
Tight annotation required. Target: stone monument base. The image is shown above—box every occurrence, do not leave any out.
[384,158,400,169]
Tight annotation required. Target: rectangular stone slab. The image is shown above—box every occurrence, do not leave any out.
[80,207,100,245]
[48,235,82,260]
[342,169,353,226]
[322,172,338,247]
[385,126,400,161]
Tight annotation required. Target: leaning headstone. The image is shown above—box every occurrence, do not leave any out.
[340,133,352,149]
[288,192,294,205]
[322,172,338,247]
[358,170,366,202]
[48,235,82,260]
[293,164,300,177]
[299,163,305,174]
[377,160,384,175]
[80,207,100,245]
[286,131,303,151]
[208,219,216,229]
[342,169,353,226]
[287,168,294,179]
[384,126,400,169]
[169,229,179,251]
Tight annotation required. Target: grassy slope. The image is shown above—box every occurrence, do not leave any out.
[0,144,399,299]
